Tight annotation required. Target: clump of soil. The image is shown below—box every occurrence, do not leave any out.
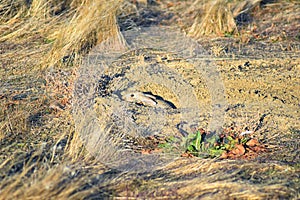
[217,128,267,159]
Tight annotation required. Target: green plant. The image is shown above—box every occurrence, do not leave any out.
[157,127,265,159]
[157,136,180,152]
[186,130,203,152]
[184,130,223,158]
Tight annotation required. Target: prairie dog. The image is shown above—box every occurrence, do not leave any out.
[122,91,175,109]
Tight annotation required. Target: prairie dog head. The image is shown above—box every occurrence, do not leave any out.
[122,91,157,107]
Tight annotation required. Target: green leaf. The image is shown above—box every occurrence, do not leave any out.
[195,131,202,151]
[241,137,249,144]
[209,149,225,157]
[226,136,234,141]
[187,144,196,152]
[224,143,230,150]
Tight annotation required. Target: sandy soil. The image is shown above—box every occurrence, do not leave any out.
[87,38,300,198]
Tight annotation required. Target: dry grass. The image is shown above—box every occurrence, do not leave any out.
[188,0,238,37]
[46,0,122,67]
[187,0,262,37]
[0,0,122,69]
[0,0,299,199]
[0,1,122,199]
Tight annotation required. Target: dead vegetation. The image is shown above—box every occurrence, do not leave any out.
[171,0,300,39]
[0,0,122,70]
[188,0,239,37]
[0,0,299,199]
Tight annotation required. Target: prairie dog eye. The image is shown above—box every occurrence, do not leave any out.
[130,94,135,97]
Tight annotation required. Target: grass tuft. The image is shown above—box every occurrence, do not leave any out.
[187,0,264,38]
[45,0,123,68]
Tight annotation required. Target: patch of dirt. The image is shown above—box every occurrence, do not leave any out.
[94,48,211,134]
[90,35,299,159]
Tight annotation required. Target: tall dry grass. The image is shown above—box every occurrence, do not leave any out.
[187,0,262,37]
[46,0,123,67]
[0,1,123,198]
[0,0,123,69]
[0,0,124,161]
